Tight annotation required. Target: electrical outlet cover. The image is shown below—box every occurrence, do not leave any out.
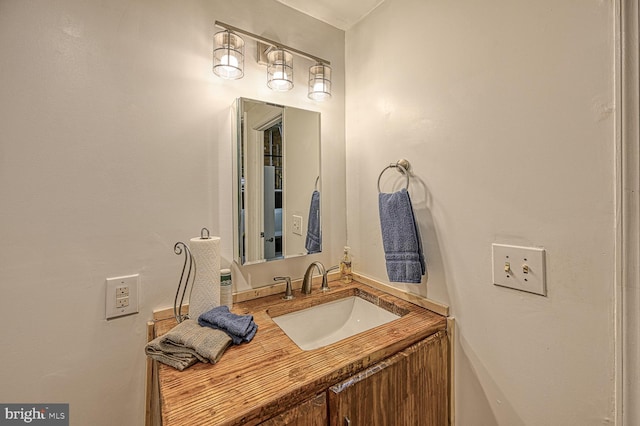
[492,244,546,296]
[106,274,139,319]
[292,215,303,236]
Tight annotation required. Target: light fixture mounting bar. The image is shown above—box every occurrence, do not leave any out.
[214,21,330,65]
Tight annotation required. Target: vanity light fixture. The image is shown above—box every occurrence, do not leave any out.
[213,21,332,101]
[213,30,244,80]
[308,63,332,100]
[267,48,294,91]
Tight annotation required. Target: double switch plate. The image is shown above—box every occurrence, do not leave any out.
[492,244,546,296]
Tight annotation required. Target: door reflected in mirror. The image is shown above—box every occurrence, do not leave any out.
[233,98,321,265]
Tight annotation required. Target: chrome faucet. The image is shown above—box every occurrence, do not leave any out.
[302,261,328,294]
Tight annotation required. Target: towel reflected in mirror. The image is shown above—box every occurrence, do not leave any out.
[305,190,321,254]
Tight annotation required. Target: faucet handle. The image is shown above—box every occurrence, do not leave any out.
[320,266,339,292]
[274,276,294,300]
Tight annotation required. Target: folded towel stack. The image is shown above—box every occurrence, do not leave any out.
[145,319,232,371]
[198,306,258,345]
[378,188,426,284]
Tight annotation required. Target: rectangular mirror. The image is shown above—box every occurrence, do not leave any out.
[232,98,321,265]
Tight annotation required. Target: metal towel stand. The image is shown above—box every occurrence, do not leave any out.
[172,228,209,323]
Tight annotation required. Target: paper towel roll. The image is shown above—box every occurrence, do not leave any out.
[189,235,221,319]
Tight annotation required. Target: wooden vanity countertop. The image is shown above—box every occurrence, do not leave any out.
[154,279,447,426]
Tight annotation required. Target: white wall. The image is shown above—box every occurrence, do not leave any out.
[0,0,621,424]
[346,0,616,424]
[0,1,345,425]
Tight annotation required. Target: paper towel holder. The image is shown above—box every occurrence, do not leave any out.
[173,241,195,323]
[200,227,211,239]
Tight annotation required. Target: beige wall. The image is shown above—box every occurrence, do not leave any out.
[0,1,345,425]
[283,106,321,257]
[346,0,616,424]
[0,0,624,424]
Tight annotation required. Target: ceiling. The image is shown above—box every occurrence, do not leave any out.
[276,0,384,30]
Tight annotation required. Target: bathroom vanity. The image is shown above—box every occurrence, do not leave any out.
[148,279,451,426]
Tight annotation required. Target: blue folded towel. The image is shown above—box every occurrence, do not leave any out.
[378,188,426,283]
[198,306,258,345]
[305,190,321,254]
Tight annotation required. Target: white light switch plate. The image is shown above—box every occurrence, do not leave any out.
[492,244,546,296]
[106,274,139,319]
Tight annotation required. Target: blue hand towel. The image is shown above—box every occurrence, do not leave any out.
[198,306,258,345]
[305,190,321,254]
[378,188,426,283]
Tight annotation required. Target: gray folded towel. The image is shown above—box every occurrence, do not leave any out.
[198,306,258,345]
[378,188,426,283]
[144,339,199,371]
[305,190,321,254]
[145,319,232,371]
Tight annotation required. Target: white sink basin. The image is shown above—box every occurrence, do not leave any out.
[271,296,401,351]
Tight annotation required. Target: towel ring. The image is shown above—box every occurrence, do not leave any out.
[314,176,319,191]
[377,159,411,193]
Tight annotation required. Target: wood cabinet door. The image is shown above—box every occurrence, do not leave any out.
[327,331,448,426]
[259,392,327,426]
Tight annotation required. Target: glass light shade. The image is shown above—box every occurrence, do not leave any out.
[308,63,332,101]
[267,48,293,91]
[213,31,244,80]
